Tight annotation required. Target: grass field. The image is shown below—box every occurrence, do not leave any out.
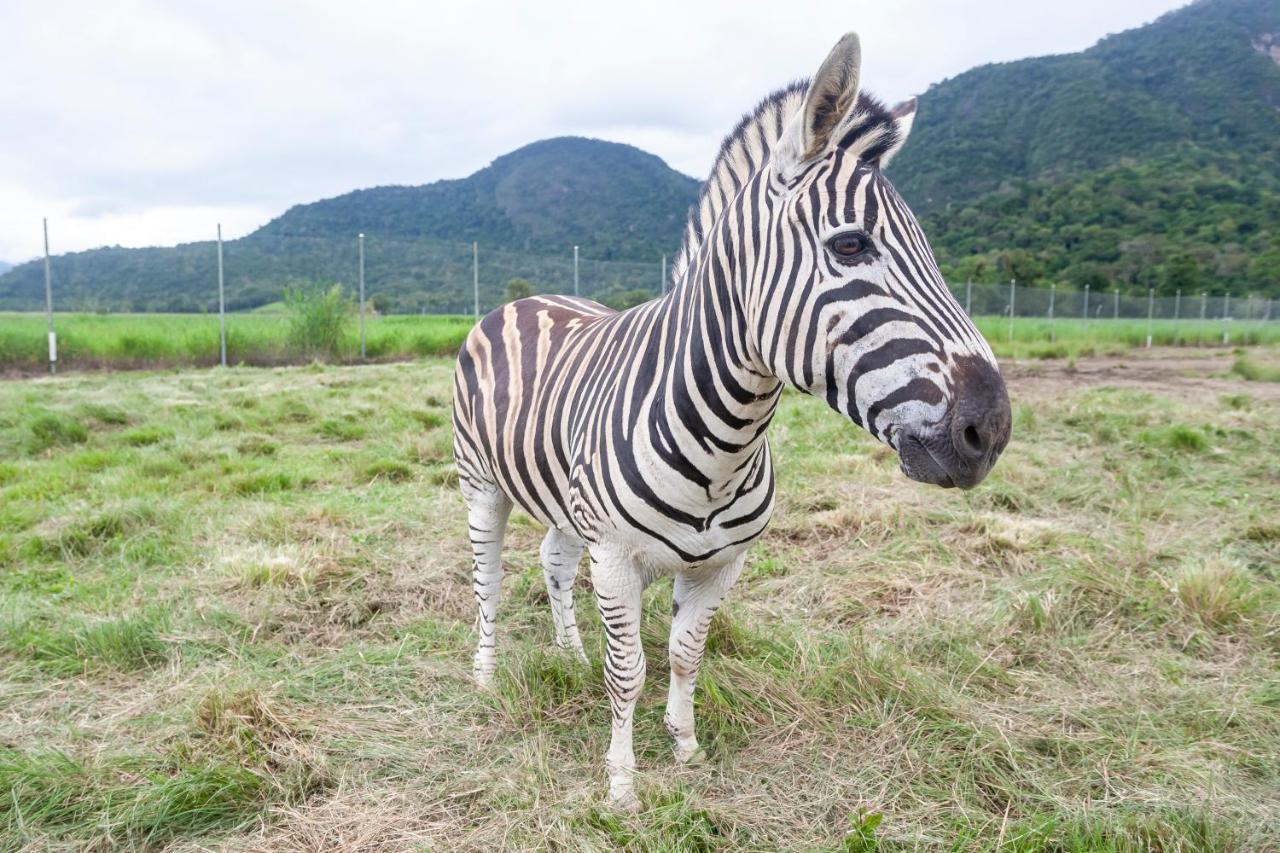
[1,350,1278,849]
[2,310,1279,373]
[970,316,1280,358]
[0,312,475,372]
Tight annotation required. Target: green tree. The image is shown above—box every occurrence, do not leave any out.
[504,278,536,302]
[1162,253,1201,295]
[602,289,653,311]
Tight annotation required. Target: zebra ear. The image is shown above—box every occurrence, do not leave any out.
[877,97,918,169]
[776,32,862,178]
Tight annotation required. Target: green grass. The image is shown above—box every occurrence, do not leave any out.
[0,311,474,371]
[975,316,1280,358]
[2,311,1278,371]
[0,355,1277,848]
[1231,352,1280,382]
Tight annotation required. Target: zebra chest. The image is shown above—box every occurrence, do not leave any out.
[567,442,776,572]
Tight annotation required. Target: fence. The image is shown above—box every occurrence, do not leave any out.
[955,281,1277,346]
[10,221,1279,371]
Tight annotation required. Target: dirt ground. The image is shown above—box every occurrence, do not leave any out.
[1002,347,1280,404]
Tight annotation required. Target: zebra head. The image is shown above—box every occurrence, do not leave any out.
[756,33,1011,489]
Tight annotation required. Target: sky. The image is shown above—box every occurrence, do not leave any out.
[0,0,1193,263]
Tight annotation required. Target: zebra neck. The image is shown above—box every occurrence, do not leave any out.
[649,210,782,500]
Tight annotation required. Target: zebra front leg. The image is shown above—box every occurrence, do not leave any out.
[665,555,747,764]
[590,549,646,811]
[540,528,589,663]
[467,489,512,688]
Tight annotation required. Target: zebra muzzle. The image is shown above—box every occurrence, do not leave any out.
[898,358,1011,490]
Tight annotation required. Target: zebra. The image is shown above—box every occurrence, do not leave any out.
[451,31,1011,810]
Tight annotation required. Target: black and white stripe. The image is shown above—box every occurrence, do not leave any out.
[451,31,1010,809]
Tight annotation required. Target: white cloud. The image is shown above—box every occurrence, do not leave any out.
[0,0,1190,262]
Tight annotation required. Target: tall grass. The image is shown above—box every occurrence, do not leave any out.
[283,284,353,361]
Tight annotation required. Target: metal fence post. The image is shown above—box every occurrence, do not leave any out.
[43,218,56,375]
[1083,283,1090,339]
[1152,286,1162,348]
[1198,291,1206,347]
[661,254,667,295]
[1223,292,1230,346]
[1113,288,1119,321]
[217,223,226,368]
[573,245,579,297]
[358,232,366,359]
[965,280,972,316]
[1008,279,1015,344]
[1047,283,1055,342]
[472,241,479,319]
[1173,289,1181,346]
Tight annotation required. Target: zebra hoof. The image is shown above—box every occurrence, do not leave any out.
[472,665,496,689]
[674,743,706,765]
[608,787,641,814]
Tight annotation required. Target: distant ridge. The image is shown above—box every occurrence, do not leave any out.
[889,0,1280,295]
[0,137,699,312]
[1,0,1278,310]
[893,0,1280,211]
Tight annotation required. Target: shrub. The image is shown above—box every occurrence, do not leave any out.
[283,284,353,361]
[28,412,88,453]
[504,278,537,302]
[1231,355,1280,383]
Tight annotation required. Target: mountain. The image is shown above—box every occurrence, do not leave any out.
[0,262,11,275]
[0,138,699,312]
[893,0,1280,294]
[2,0,1278,311]
[259,137,698,261]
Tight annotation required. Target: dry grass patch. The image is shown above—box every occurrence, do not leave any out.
[1171,558,1269,632]
[2,356,1277,849]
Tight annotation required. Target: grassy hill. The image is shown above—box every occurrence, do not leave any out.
[257,137,698,262]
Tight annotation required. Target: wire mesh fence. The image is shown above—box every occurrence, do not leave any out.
[12,223,1279,372]
[950,281,1278,346]
[953,281,1275,324]
[201,234,676,316]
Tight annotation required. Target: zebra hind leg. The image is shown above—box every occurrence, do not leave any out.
[540,528,589,664]
[467,487,512,688]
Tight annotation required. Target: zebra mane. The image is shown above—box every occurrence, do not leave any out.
[671,82,901,286]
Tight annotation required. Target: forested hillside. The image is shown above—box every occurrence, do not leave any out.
[1,0,1277,310]
[0,138,697,312]
[895,0,1280,295]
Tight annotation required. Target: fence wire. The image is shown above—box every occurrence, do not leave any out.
[12,229,1279,374]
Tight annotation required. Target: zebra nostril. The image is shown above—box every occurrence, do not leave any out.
[961,423,983,455]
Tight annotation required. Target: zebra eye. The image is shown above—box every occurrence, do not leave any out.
[828,232,869,259]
